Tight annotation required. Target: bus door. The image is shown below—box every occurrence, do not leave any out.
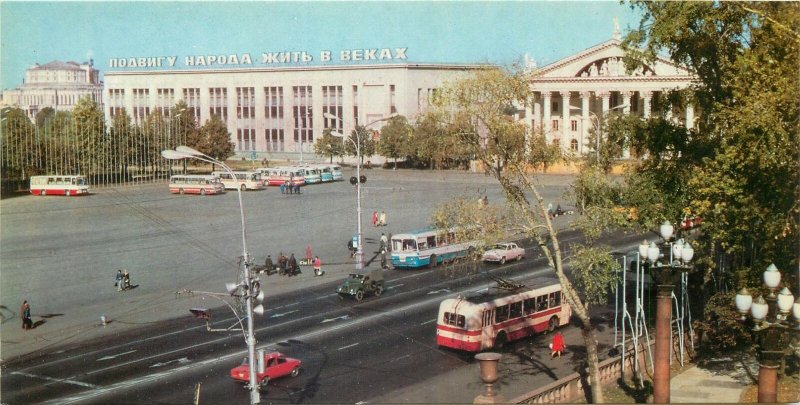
[481,309,494,350]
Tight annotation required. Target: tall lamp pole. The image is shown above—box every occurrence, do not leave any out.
[735,264,800,403]
[161,146,263,405]
[639,221,695,404]
[324,113,395,271]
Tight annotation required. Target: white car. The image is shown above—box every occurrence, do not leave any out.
[482,242,525,264]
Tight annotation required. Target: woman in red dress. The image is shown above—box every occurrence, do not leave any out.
[550,331,565,358]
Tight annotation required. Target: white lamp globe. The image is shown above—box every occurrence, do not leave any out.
[672,239,684,260]
[639,240,649,259]
[793,297,800,321]
[763,263,781,289]
[777,287,794,314]
[750,296,769,321]
[735,288,753,314]
[681,243,694,263]
[659,221,674,240]
[647,242,660,263]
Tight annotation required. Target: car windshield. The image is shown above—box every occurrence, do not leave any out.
[494,244,508,250]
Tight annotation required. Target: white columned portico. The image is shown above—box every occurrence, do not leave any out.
[621,91,632,158]
[532,94,541,132]
[642,91,652,119]
[560,91,571,146]
[580,91,591,155]
[542,91,552,138]
[599,90,610,115]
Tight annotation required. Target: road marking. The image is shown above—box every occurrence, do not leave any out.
[337,343,359,351]
[150,357,190,368]
[12,371,101,389]
[389,354,411,362]
[270,310,299,318]
[321,315,349,323]
[97,350,136,361]
[427,288,450,294]
[420,319,436,325]
[386,283,404,290]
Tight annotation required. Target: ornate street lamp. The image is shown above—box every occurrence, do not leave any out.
[734,264,800,403]
[639,220,695,404]
[162,146,263,405]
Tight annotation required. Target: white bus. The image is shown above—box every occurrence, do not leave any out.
[30,175,90,196]
[168,175,225,195]
[296,166,321,184]
[329,165,343,181]
[211,171,265,191]
[390,226,478,269]
[437,277,571,351]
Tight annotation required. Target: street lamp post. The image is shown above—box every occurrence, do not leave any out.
[161,146,263,405]
[735,264,800,403]
[324,113,395,271]
[639,221,695,404]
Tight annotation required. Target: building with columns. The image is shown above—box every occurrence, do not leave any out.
[103,63,485,158]
[1,60,104,120]
[526,31,695,156]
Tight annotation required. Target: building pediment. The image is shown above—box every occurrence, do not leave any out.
[533,39,692,80]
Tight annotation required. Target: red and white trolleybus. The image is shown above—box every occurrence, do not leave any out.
[436,277,570,351]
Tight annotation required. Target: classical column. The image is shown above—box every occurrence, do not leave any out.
[685,104,695,130]
[532,93,542,133]
[580,91,591,155]
[642,91,652,119]
[254,86,266,152]
[560,91,571,147]
[621,91,632,158]
[599,90,610,114]
[542,92,552,139]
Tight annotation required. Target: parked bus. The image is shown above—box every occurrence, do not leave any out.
[211,171,265,191]
[315,165,334,182]
[258,168,283,186]
[168,175,225,195]
[297,166,321,184]
[390,226,478,269]
[276,167,306,187]
[30,175,89,196]
[329,165,343,181]
[436,277,571,351]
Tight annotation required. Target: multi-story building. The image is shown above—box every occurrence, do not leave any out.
[1,60,104,119]
[103,63,483,157]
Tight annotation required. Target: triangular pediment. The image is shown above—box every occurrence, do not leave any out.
[533,39,692,79]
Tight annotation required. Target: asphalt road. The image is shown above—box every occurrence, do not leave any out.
[2,228,645,404]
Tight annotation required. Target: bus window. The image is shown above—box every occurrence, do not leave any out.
[523,298,535,315]
[536,295,548,312]
[510,301,523,319]
[427,236,436,248]
[549,291,561,307]
[418,241,427,250]
[443,312,466,328]
[495,305,509,323]
[483,310,492,327]
[402,239,416,251]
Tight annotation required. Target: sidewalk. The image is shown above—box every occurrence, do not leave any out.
[671,365,748,403]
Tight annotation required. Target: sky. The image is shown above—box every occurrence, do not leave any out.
[0,1,643,90]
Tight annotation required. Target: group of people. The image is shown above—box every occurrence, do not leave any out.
[372,210,387,227]
[263,253,324,276]
[264,253,300,276]
[280,181,301,195]
[115,269,132,291]
[547,203,565,219]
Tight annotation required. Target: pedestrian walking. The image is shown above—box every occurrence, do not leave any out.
[115,269,124,291]
[372,211,378,227]
[378,210,387,226]
[313,256,324,276]
[122,269,131,290]
[264,255,274,275]
[280,183,285,194]
[380,249,389,270]
[294,184,300,194]
[21,300,32,330]
[380,233,388,251]
[288,253,298,276]
[550,331,565,358]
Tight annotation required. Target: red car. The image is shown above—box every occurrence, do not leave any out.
[230,351,301,388]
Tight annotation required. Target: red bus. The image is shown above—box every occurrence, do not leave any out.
[436,277,570,351]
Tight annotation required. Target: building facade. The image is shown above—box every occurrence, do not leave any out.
[1,60,104,119]
[526,33,695,156]
[103,64,484,157]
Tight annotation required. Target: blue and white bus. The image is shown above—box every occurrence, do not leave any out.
[329,165,343,181]
[391,226,478,269]
[315,165,334,182]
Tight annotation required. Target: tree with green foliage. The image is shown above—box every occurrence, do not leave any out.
[376,115,412,168]
[199,115,235,168]
[1,107,37,181]
[35,107,55,128]
[411,111,448,169]
[343,125,376,164]
[313,128,346,163]
[431,66,613,403]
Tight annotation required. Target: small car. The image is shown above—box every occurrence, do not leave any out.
[336,269,384,301]
[482,242,525,264]
[230,351,301,388]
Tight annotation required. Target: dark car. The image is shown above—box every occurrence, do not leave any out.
[336,269,384,301]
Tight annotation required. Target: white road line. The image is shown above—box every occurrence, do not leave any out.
[337,343,360,351]
[12,371,101,389]
[419,319,436,326]
[389,354,411,363]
